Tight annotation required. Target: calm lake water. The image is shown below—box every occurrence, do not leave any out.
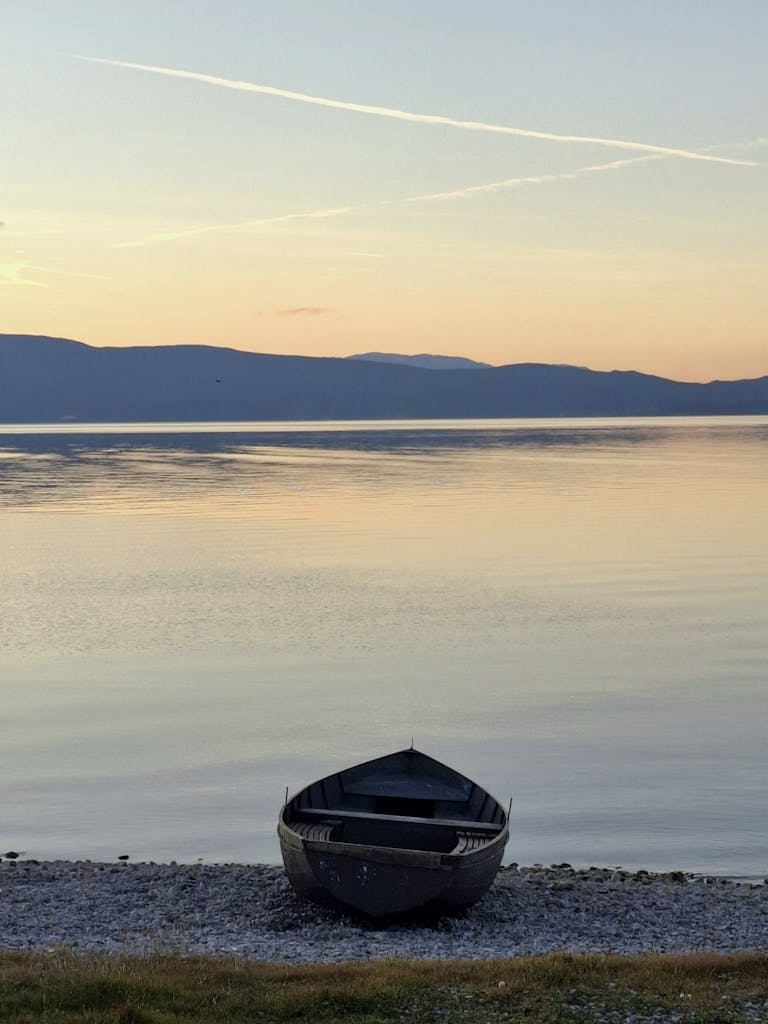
[1,417,766,877]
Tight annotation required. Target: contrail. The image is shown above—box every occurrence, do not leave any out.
[75,55,758,167]
[405,139,768,203]
[403,154,663,203]
[114,154,659,249]
[114,204,364,248]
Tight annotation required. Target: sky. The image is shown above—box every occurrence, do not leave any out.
[2,1,767,382]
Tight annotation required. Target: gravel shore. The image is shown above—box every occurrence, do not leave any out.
[2,860,767,963]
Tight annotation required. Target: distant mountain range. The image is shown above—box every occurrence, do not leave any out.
[347,352,492,370]
[1,334,767,422]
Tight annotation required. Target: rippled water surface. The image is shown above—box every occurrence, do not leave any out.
[1,418,766,875]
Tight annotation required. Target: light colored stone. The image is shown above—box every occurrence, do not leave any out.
[1,861,767,963]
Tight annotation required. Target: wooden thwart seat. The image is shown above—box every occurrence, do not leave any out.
[295,806,501,833]
[451,831,490,854]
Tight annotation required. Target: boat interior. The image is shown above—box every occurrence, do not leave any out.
[285,750,506,854]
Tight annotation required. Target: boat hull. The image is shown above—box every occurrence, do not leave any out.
[278,820,507,918]
[277,748,509,919]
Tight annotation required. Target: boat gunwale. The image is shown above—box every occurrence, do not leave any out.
[279,748,508,865]
[277,815,509,866]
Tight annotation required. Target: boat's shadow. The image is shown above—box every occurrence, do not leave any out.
[264,876,474,933]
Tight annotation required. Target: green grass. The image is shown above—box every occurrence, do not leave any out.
[1,950,767,1023]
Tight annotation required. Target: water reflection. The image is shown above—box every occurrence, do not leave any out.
[1,417,766,513]
[1,418,767,871]
[3,416,768,452]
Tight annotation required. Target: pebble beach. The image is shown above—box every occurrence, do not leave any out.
[2,860,767,963]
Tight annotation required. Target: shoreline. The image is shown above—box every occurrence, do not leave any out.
[2,860,766,963]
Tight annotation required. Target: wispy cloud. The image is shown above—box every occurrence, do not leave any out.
[0,260,113,289]
[277,306,336,316]
[39,265,113,282]
[0,262,48,288]
[723,136,768,150]
[75,55,757,168]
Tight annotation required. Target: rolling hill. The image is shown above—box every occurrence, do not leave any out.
[1,334,767,422]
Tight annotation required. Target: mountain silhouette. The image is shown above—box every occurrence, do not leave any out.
[1,334,767,422]
[347,352,492,370]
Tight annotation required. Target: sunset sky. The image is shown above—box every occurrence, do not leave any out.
[3,1,766,381]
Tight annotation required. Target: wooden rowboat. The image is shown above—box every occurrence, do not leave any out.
[277,748,509,918]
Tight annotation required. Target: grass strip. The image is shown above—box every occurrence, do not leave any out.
[1,950,766,1023]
